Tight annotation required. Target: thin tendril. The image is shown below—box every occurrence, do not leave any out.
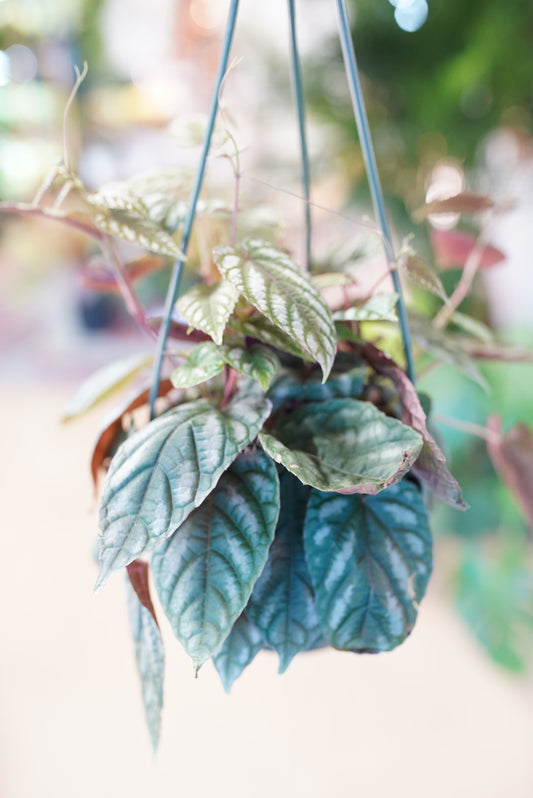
[62,62,88,174]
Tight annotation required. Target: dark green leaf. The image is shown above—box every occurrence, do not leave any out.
[214,239,336,379]
[259,399,422,494]
[267,366,366,410]
[62,353,152,422]
[170,342,225,389]
[212,614,264,692]
[97,382,272,588]
[176,280,239,345]
[304,480,432,652]
[151,448,279,669]
[126,562,164,750]
[247,471,323,672]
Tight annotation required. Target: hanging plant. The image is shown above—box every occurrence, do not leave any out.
[13,0,533,752]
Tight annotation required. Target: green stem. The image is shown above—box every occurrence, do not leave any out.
[335,0,416,384]
[149,0,240,418]
[287,0,312,270]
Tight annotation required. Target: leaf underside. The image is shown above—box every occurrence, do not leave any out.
[260,399,422,493]
[97,382,271,588]
[304,480,433,652]
[151,447,280,668]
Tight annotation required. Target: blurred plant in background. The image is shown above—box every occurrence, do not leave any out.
[1,0,533,680]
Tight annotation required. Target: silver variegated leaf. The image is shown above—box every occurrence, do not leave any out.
[176,280,239,345]
[212,614,264,693]
[304,480,432,651]
[87,191,183,257]
[246,471,323,673]
[267,366,366,410]
[170,342,226,389]
[97,383,272,588]
[219,343,280,390]
[259,399,422,494]
[230,315,310,359]
[151,448,280,669]
[214,239,336,380]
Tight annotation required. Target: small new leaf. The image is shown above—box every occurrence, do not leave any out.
[151,448,279,669]
[260,399,422,494]
[333,294,398,323]
[171,342,225,389]
[304,480,432,651]
[214,239,336,380]
[219,343,280,391]
[247,471,323,672]
[97,382,272,587]
[176,280,239,345]
[399,252,447,301]
[230,315,309,360]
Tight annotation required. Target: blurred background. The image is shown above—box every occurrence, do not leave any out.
[1,0,533,795]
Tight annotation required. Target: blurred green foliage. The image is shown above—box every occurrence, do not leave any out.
[309,0,532,167]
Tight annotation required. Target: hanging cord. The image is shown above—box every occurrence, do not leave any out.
[287,0,312,270]
[149,0,241,418]
[335,0,416,384]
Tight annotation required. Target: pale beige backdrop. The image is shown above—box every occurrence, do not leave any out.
[2,387,533,798]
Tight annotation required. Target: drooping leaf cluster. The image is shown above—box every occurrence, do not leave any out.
[76,219,470,748]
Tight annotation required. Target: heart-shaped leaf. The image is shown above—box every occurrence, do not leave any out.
[177,280,239,345]
[304,480,432,652]
[170,342,226,389]
[219,342,280,390]
[259,399,422,494]
[151,447,279,669]
[246,471,323,673]
[212,614,264,692]
[97,382,272,588]
[230,315,309,359]
[214,239,336,379]
[126,562,164,751]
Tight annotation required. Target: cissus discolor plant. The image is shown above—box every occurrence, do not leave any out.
[9,0,509,752]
